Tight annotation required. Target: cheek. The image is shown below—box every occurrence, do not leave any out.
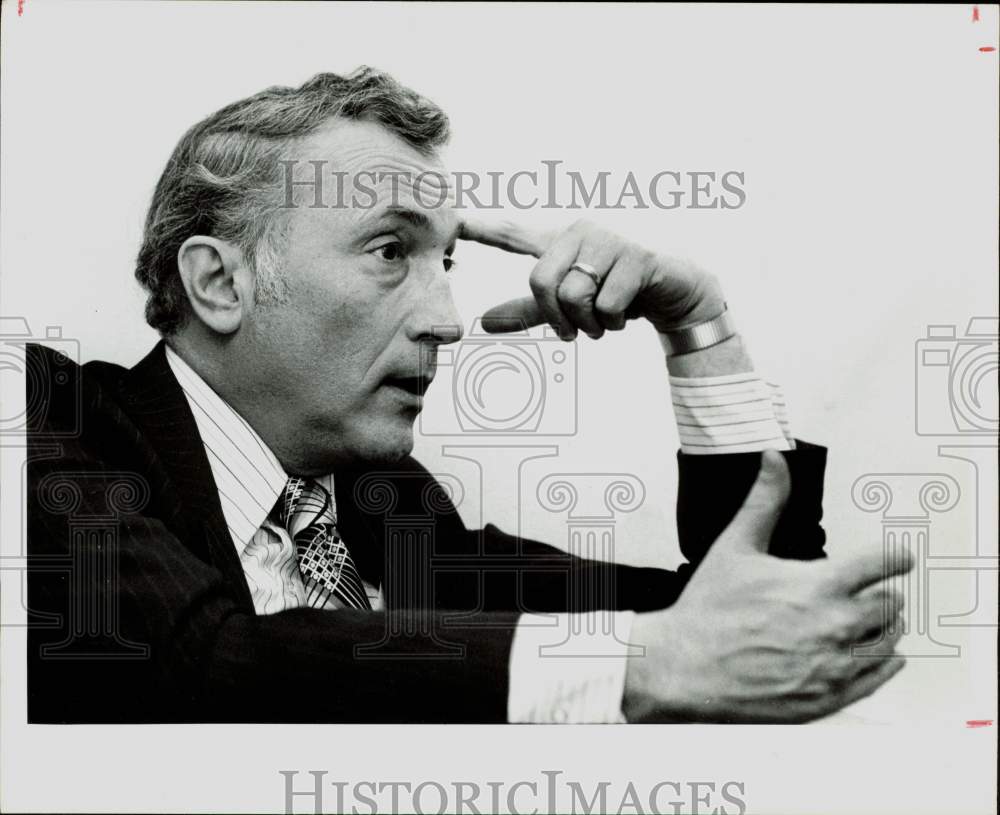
[286,277,403,383]
[287,265,370,340]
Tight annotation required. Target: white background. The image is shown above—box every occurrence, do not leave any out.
[1,2,997,813]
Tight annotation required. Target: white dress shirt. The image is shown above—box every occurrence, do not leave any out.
[165,345,793,723]
[165,346,383,612]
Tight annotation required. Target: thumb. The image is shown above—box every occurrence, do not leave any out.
[715,449,791,554]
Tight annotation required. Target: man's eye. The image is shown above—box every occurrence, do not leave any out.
[374,242,405,262]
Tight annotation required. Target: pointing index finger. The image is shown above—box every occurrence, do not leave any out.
[459,217,555,258]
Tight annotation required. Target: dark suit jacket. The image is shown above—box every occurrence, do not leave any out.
[26,342,827,723]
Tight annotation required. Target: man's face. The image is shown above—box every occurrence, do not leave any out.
[239,118,463,473]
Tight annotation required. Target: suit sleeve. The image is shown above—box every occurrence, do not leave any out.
[392,442,827,619]
[675,441,828,567]
[341,457,691,617]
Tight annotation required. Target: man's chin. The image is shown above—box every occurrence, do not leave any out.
[345,425,415,465]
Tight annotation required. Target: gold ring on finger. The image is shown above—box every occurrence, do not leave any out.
[568,262,601,287]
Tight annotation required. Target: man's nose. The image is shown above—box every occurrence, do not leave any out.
[407,270,464,346]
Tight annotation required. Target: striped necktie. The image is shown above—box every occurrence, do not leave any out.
[275,477,371,610]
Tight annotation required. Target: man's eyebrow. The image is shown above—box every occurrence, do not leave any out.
[385,205,431,230]
[383,205,461,251]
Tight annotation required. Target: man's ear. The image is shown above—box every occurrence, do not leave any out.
[177,236,254,335]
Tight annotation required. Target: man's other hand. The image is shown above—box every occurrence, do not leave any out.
[460,218,726,339]
[624,450,913,723]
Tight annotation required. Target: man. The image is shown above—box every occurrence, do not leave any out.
[27,67,910,724]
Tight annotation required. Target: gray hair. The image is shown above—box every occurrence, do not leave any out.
[135,67,450,335]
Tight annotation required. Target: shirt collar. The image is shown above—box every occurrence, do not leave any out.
[165,345,299,554]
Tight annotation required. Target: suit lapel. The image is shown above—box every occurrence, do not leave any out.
[118,341,254,609]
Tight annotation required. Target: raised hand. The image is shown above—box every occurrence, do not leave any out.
[624,450,912,723]
[460,218,726,340]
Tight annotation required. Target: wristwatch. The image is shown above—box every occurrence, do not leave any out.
[658,305,736,357]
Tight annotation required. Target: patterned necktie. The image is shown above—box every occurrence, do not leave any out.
[275,477,371,610]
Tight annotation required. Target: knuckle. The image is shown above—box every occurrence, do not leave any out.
[558,274,593,302]
[833,653,861,681]
[700,269,721,290]
[528,269,550,296]
[594,292,621,317]
[827,607,860,644]
[632,246,657,270]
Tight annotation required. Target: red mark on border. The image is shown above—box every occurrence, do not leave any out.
[966,719,993,728]
[18,0,24,16]
[973,4,996,52]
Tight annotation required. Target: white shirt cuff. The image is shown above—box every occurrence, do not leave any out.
[669,371,795,454]
[507,611,635,723]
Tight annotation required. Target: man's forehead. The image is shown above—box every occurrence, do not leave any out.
[297,119,444,185]
[294,117,458,230]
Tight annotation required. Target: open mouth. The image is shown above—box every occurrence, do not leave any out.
[384,375,433,398]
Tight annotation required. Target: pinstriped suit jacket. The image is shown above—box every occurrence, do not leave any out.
[26,342,827,723]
